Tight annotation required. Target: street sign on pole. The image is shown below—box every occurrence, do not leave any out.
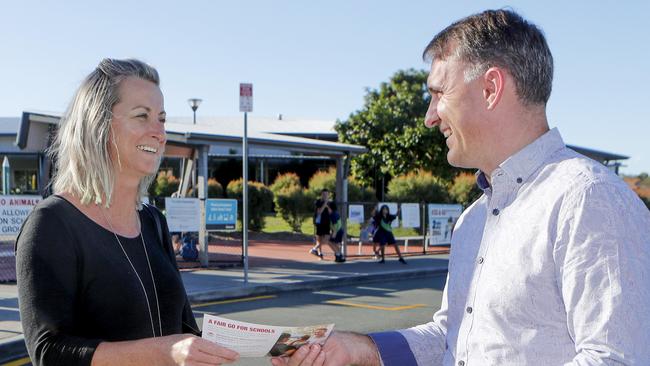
[240,83,252,283]
[206,199,237,230]
[239,83,253,112]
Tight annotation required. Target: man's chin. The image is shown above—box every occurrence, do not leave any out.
[446,153,474,169]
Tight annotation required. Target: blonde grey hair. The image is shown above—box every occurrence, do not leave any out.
[423,9,553,106]
[49,58,161,208]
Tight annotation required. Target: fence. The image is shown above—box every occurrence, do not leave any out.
[338,201,462,259]
[0,236,15,282]
[151,196,243,268]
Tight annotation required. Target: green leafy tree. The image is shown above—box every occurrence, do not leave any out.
[386,170,450,203]
[226,179,273,231]
[335,69,459,188]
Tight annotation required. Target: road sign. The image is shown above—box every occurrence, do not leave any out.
[206,199,237,230]
[239,83,253,112]
[0,195,42,235]
[427,204,463,245]
[165,198,201,232]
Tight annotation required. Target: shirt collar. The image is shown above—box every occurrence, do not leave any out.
[475,128,565,190]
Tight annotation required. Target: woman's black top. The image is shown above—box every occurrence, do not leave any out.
[16,195,199,366]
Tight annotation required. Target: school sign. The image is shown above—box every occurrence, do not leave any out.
[0,195,42,235]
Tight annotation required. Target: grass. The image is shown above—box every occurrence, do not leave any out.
[257,213,422,237]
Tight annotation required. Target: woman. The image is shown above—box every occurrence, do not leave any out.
[15,59,239,365]
[372,205,406,264]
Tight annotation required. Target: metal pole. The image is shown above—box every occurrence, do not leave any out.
[422,202,427,254]
[243,112,249,283]
[198,147,209,267]
[193,110,196,125]
[2,156,10,195]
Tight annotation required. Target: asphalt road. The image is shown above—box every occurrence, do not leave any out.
[3,274,446,366]
[193,274,446,366]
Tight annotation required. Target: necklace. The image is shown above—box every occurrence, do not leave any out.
[100,208,163,338]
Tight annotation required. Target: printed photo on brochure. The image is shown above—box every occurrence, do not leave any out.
[202,314,334,358]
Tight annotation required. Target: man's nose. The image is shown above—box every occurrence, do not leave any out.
[424,100,440,128]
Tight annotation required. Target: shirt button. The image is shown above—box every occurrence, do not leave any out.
[466,306,473,314]
[516,177,523,183]
[478,257,484,264]
[492,208,500,215]
[458,361,465,366]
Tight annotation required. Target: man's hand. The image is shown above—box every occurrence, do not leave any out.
[270,331,380,366]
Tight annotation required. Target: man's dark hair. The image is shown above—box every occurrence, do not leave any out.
[321,188,330,193]
[423,9,553,105]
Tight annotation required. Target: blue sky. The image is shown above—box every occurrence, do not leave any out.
[1,0,648,174]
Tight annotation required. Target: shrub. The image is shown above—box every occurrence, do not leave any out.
[386,170,450,203]
[274,185,314,232]
[348,178,377,203]
[449,172,483,208]
[270,173,313,231]
[226,179,274,231]
[307,168,336,198]
[208,178,223,198]
[270,172,301,195]
[151,170,180,197]
[307,167,377,203]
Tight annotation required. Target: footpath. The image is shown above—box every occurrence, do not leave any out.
[0,240,449,363]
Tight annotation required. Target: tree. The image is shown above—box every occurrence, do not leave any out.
[335,69,459,188]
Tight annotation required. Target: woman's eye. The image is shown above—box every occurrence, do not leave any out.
[159,118,166,124]
[137,114,148,120]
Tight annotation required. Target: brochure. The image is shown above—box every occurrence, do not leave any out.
[202,314,334,358]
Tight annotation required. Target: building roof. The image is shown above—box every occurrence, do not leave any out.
[13,111,364,157]
[168,115,339,139]
[164,121,363,156]
[567,144,629,162]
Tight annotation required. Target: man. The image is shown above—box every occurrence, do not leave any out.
[274,9,650,366]
[310,188,345,263]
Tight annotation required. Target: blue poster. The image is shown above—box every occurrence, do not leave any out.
[206,199,238,230]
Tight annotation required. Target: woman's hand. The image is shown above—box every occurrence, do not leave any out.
[159,334,239,365]
[92,334,239,365]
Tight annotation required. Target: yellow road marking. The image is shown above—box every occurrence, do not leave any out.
[326,300,427,311]
[1,357,31,366]
[192,295,276,308]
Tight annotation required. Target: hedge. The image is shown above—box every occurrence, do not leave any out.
[226,179,273,231]
[386,170,450,203]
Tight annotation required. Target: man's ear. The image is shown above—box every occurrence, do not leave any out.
[483,67,505,110]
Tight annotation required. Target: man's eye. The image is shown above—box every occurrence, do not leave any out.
[159,118,166,124]
[137,114,148,119]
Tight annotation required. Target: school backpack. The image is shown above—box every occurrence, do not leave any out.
[179,234,199,261]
